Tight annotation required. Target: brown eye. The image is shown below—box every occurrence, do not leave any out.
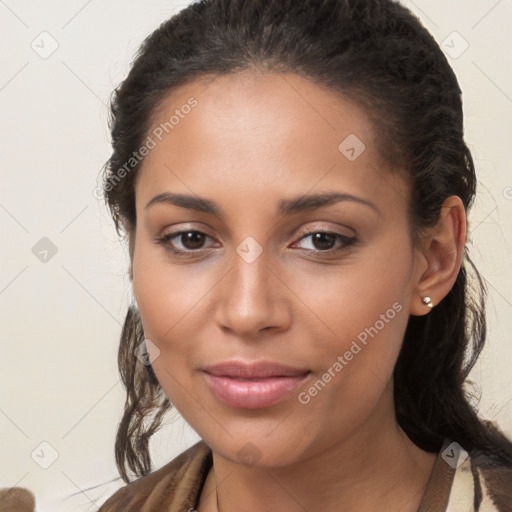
[156,230,216,255]
[294,231,357,255]
[310,232,337,251]
[177,231,207,250]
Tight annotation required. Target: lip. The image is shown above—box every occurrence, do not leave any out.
[203,360,310,409]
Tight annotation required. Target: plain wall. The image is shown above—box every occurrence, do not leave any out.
[1,1,511,510]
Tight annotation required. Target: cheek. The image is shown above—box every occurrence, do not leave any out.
[131,238,224,405]
[131,245,200,410]
[307,248,411,343]
[300,238,412,391]
[132,239,210,344]
[294,273,409,437]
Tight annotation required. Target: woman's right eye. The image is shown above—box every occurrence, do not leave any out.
[155,230,217,256]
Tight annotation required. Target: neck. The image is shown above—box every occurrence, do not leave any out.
[200,392,437,512]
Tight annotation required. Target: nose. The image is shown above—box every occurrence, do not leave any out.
[214,248,291,339]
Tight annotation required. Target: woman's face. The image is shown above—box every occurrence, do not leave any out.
[132,71,427,467]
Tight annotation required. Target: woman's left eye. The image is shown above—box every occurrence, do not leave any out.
[155,230,357,257]
[293,231,357,255]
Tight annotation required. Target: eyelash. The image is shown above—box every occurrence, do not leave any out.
[154,229,357,258]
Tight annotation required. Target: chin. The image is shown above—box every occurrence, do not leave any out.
[199,425,319,469]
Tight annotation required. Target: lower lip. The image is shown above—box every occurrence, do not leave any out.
[204,373,310,409]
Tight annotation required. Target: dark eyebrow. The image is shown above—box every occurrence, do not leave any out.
[145,191,380,216]
[146,192,221,215]
[278,191,380,216]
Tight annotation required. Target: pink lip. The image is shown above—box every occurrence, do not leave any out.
[203,361,310,409]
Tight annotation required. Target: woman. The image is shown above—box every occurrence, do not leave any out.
[97,0,512,510]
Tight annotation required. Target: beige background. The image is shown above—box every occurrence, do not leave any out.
[1,1,511,510]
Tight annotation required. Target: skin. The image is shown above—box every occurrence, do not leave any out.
[130,70,466,512]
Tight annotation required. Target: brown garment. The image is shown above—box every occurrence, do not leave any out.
[98,438,512,511]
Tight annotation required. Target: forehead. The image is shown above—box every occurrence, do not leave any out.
[144,70,375,165]
[136,70,409,218]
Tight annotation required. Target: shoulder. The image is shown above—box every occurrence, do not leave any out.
[98,441,212,511]
[469,445,512,511]
[446,443,512,511]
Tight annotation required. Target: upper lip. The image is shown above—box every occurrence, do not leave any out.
[203,360,310,379]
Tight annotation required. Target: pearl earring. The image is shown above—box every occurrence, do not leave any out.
[422,296,434,309]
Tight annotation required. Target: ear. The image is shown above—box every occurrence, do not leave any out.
[410,195,467,316]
